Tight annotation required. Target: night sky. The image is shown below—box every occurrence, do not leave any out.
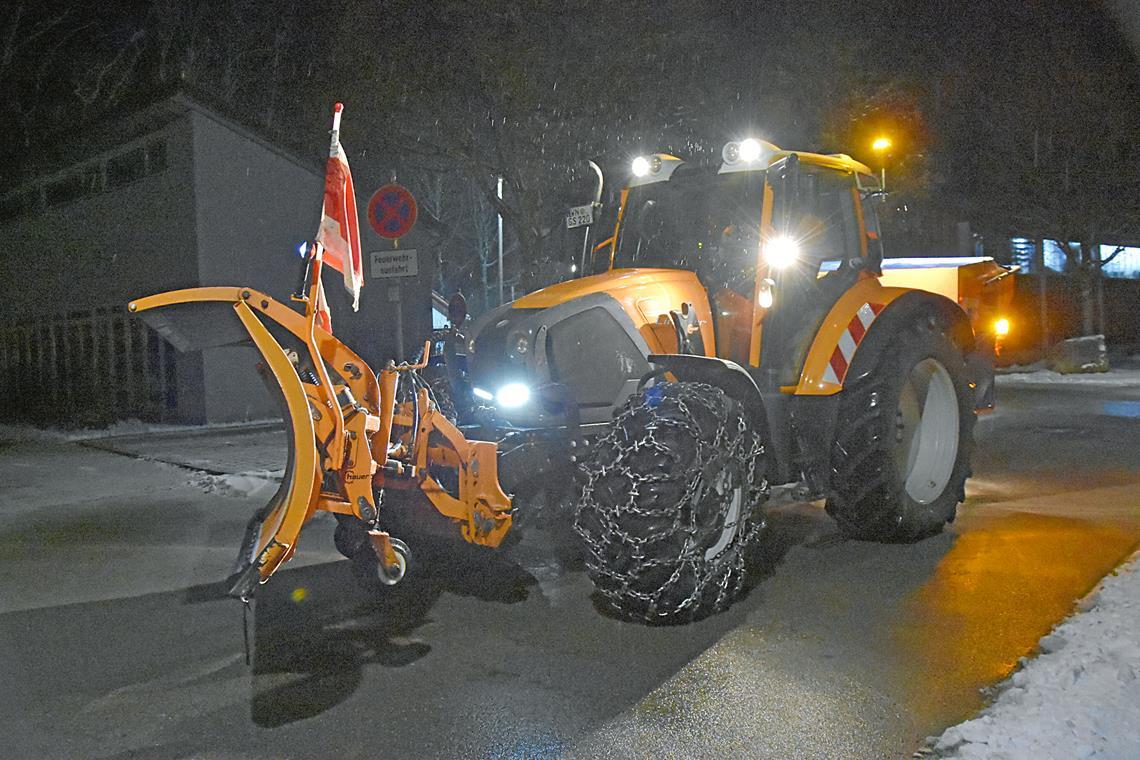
[3,0,1138,294]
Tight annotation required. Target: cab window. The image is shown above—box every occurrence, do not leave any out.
[791,169,860,265]
[611,168,766,288]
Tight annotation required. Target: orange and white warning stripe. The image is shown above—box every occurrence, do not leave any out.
[823,302,885,385]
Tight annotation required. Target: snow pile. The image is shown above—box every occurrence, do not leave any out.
[996,369,1140,387]
[929,555,1140,759]
[0,418,281,443]
[63,418,282,441]
[190,469,283,499]
[0,423,68,443]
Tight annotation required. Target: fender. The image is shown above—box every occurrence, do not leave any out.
[647,353,797,483]
[841,290,976,391]
[783,284,977,494]
[791,278,973,396]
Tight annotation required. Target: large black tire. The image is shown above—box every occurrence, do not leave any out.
[333,514,369,559]
[421,365,458,422]
[574,381,767,624]
[825,316,975,542]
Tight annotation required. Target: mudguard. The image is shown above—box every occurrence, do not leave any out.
[790,277,912,395]
[796,259,1015,397]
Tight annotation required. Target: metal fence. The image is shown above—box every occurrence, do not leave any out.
[0,307,177,427]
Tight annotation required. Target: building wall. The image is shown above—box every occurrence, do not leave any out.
[0,118,200,318]
[0,116,207,424]
[187,110,438,421]
[189,109,324,423]
[0,97,440,426]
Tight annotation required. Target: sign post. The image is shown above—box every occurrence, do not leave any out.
[367,182,419,361]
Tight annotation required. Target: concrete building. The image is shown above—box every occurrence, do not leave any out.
[0,93,435,426]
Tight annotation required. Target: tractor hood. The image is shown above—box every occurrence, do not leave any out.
[512,268,693,311]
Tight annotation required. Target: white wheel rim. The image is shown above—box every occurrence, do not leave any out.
[895,358,959,504]
[705,468,743,561]
[377,551,407,586]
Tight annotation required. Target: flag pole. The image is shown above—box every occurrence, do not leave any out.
[330,102,343,156]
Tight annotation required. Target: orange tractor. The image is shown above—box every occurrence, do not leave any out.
[449,140,1016,622]
[131,136,1015,625]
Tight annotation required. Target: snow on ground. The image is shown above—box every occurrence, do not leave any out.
[926,553,1140,759]
[996,368,1140,387]
[190,469,284,499]
[0,418,280,443]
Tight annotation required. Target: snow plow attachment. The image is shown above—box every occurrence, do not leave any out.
[128,246,512,599]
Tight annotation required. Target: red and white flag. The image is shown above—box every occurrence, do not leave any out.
[315,102,364,311]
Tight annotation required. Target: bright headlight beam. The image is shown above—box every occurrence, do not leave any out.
[495,383,530,408]
[738,138,762,163]
[472,387,493,401]
[765,236,800,268]
[631,156,651,177]
[995,317,1010,336]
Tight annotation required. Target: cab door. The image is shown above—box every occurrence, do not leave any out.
[755,161,866,389]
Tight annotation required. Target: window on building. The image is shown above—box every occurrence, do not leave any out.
[146,139,167,175]
[45,173,86,205]
[81,165,102,194]
[0,187,40,221]
[1101,245,1140,280]
[106,147,146,188]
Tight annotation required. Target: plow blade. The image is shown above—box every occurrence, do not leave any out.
[130,287,323,597]
[130,268,514,601]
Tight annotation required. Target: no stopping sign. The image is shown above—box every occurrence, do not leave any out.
[367,184,418,239]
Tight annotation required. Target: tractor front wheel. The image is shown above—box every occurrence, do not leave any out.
[574,382,767,624]
[826,317,975,542]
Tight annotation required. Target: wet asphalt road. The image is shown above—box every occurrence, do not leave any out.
[1,372,1139,759]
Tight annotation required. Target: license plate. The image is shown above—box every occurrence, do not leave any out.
[565,204,594,229]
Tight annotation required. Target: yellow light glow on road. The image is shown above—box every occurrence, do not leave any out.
[291,587,307,603]
[894,511,1140,727]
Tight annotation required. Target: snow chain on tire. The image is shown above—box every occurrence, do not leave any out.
[574,381,768,623]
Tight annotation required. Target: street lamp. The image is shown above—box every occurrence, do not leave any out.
[871,136,891,191]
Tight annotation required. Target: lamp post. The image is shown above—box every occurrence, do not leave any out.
[871,136,891,191]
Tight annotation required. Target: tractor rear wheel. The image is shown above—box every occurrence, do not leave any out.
[825,317,975,542]
[574,381,767,624]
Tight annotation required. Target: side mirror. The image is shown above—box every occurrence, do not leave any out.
[448,292,468,328]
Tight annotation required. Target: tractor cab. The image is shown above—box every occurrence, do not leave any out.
[603,141,885,389]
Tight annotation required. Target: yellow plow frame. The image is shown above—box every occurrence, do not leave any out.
[128,249,512,599]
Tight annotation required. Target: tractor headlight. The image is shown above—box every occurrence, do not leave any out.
[995,317,1010,336]
[758,278,775,309]
[721,138,772,168]
[765,236,800,268]
[495,382,531,408]
[738,138,762,163]
[631,155,661,178]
